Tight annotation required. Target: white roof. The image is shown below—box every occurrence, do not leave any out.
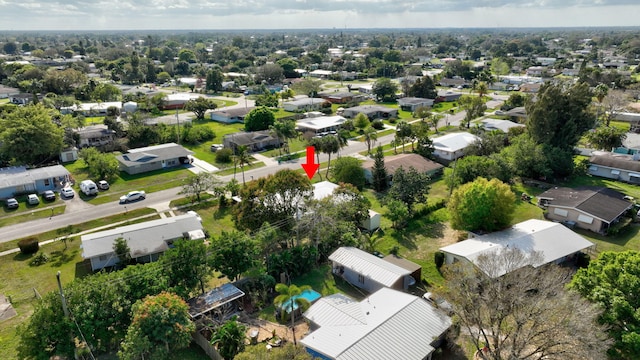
[313,181,339,201]
[310,69,333,76]
[481,119,525,133]
[81,213,204,259]
[301,288,452,360]
[432,132,479,152]
[439,219,594,278]
[165,93,199,101]
[328,247,410,287]
[296,115,347,131]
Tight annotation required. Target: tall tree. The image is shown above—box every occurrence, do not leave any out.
[594,83,609,121]
[331,157,365,190]
[372,77,398,102]
[586,126,627,151]
[184,96,218,120]
[448,177,515,232]
[270,119,297,155]
[444,248,610,360]
[233,145,251,185]
[406,76,437,99]
[395,120,413,152]
[371,146,388,192]
[79,147,120,181]
[180,172,221,202]
[209,230,257,281]
[458,95,487,128]
[322,135,341,178]
[206,67,224,92]
[386,166,430,216]
[112,237,131,267]
[118,292,195,360]
[0,103,64,165]
[244,106,275,131]
[363,126,378,154]
[273,283,312,346]
[162,239,211,297]
[571,251,640,359]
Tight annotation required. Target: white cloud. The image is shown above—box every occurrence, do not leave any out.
[0,0,638,30]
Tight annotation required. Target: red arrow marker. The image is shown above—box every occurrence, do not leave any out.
[301,146,319,179]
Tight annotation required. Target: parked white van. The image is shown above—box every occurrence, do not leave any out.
[80,180,98,196]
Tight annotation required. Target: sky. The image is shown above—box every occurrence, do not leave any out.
[0,0,638,31]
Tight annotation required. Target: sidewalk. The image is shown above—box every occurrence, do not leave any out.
[251,153,279,167]
[0,200,183,258]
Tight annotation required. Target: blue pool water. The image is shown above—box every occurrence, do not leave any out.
[280,289,321,313]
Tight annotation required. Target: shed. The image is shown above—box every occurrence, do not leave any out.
[383,254,422,286]
[361,209,381,231]
[187,283,245,319]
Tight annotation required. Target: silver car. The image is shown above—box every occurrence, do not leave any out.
[120,191,146,204]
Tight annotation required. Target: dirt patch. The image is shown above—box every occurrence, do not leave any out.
[239,315,309,345]
[0,294,17,322]
[438,223,466,247]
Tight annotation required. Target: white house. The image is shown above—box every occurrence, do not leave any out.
[283,97,329,112]
[431,132,479,161]
[301,287,452,360]
[329,247,414,293]
[480,119,525,133]
[296,115,347,134]
[439,219,594,278]
[81,213,205,271]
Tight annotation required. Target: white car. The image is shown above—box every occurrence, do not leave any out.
[120,191,146,204]
[60,187,75,198]
[27,194,40,205]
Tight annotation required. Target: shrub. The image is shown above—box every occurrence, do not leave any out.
[389,118,397,124]
[30,252,49,266]
[434,251,445,269]
[18,237,40,255]
[371,119,384,130]
[215,148,233,163]
[575,252,590,268]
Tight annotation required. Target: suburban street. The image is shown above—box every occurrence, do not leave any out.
[0,93,504,244]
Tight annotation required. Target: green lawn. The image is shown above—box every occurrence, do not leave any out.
[0,204,66,228]
[215,161,265,176]
[64,160,192,205]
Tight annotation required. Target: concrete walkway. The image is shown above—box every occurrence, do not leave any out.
[187,157,219,174]
[251,153,279,167]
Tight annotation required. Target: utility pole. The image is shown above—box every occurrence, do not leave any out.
[56,271,69,318]
[176,106,180,144]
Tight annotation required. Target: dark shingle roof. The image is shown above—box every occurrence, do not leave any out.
[590,152,640,173]
[538,186,632,223]
[362,153,443,174]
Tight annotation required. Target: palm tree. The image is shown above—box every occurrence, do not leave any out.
[210,316,247,360]
[363,126,378,154]
[323,135,341,178]
[594,83,609,123]
[307,137,323,180]
[475,81,488,98]
[273,283,312,346]
[234,145,251,185]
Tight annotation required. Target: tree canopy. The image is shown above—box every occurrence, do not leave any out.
[244,106,276,131]
[386,166,430,215]
[184,96,218,120]
[331,157,365,190]
[448,177,515,232]
[372,77,398,102]
[444,247,611,360]
[209,230,258,281]
[570,251,640,359]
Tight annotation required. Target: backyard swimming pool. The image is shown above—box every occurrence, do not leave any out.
[280,289,322,314]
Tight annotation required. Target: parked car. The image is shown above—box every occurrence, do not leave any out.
[423,292,454,315]
[80,180,99,196]
[98,180,110,190]
[27,194,40,205]
[120,191,146,204]
[43,190,56,201]
[60,187,75,199]
[5,198,18,209]
[210,144,224,152]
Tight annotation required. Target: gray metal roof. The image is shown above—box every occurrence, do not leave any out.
[440,219,594,278]
[0,165,69,189]
[301,288,452,360]
[432,132,480,152]
[116,142,193,166]
[187,283,245,318]
[81,213,203,259]
[328,247,410,287]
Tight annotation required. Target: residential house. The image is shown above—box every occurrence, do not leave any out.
[321,92,363,104]
[0,165,70,199]
[611,112,640,123]
[439,77,468,88]
[116,142,193,175]
[296,115,347,134]
[505,106,527,121]
[210,107,255,124]
[362,153,444,184]
[537,186,632,233]
[222,130,283,153]
[342,105,398,120]
[309,69,333,79]
[431,132,480,162]
[81,213,205,271]
[162,93,200,110]
[301,287,452,360]
[435,91,462,103]
[519,83,542,93]
[9,93,35,105]
[283,97,330,112]
[383,254,422,286]
[397,97,435,112]
[329,247,415,293]
[526,66,546,76]
[480,119,525,133]
[357,84,374,94]
[311,181,381,231]
[562,68,580,76]
[589,151,640,184]
[76,125,116,148]
[439,219,594,278]
[61,101,122,116]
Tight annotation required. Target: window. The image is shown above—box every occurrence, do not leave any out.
[589,166,598,172]
[358,274,365,284]
[611,170,621,175]
[99,255,108,261]
[554,208,569,217]
[44,178,50,186]
[577,214,594,224]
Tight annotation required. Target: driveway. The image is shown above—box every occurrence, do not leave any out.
[187,157,219,174]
